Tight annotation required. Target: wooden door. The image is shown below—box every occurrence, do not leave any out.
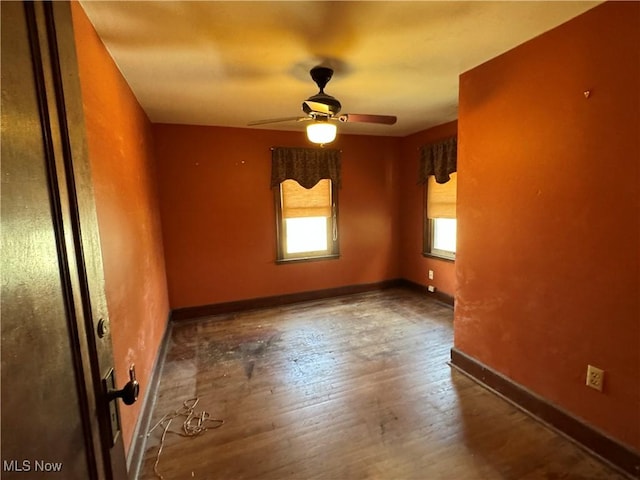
[1,2,127,478]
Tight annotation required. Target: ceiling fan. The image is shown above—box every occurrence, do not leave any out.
[248,66,397,144]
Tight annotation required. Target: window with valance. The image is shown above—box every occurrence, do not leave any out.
[271,147,341,262]
[419,137,457,260]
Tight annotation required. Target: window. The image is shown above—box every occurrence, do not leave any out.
[275,179,339,262]
[424,172,457,260]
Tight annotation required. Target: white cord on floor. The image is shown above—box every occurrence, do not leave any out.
[147,397,224,479]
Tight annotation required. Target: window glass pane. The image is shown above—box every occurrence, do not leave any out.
[285,217,328,254]
[433,218,457,253]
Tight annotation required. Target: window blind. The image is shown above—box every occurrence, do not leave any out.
[282,179,331,218]
[427,172,457,219]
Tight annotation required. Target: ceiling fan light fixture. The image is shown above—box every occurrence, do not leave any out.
[306,121,337,145]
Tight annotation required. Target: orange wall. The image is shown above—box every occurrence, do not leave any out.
[456,1,639,450]
[71,3,170,455]
[399,121,457,297]
[153,125,400,308]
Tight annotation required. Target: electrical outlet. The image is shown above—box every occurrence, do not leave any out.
[428,270,434,280]
[427,285,436,293]
[586,365,604,392]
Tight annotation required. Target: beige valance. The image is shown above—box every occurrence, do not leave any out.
[271,147,341,189]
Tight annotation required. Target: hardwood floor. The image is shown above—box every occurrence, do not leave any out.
[138,289,626,479]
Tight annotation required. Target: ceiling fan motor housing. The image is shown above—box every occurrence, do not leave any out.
[302,94,342,115]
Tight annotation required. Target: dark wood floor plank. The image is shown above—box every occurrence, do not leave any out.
[139,289,627,479]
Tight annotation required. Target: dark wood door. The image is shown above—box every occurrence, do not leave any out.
[1,2,127,478]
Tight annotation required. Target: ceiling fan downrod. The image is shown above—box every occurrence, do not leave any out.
[303,66,342,116]
[310,66,333,93]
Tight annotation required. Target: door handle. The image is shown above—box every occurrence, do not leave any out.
[107,364,139,405]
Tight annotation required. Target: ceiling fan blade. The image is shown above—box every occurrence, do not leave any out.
[248,116,306,126]
[303,101,333,115]
[338,114,397,125]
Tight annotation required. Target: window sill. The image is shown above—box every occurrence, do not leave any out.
[276,254,341,265]
[422,252,455,263]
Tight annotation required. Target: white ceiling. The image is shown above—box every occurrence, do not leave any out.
[79,1,600,137]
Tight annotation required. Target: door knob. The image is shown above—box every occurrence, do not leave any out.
[108,364,139,405]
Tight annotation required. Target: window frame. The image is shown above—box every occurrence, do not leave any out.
[422,182,456,262]
[426,218,456,261]
[274,179,340,264]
